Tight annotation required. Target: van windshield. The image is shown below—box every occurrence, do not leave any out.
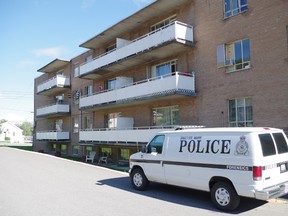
[259,133,288,157]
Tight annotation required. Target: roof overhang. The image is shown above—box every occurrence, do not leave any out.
[37,59,69,73]
[79,0,191,50]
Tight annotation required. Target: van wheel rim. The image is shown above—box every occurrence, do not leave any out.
[215,188,230,206]
[133,173,143,187]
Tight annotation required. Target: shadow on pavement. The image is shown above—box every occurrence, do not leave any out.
[96,176,267,214]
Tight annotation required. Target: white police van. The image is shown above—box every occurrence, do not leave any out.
[129,127,288,211]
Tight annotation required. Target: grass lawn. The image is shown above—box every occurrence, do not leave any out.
[0,144,33,151]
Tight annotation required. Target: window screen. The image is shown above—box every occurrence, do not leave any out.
[259,134,276,157]
[273,133,288,154]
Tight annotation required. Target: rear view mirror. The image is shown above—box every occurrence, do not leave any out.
[141,146,147,153]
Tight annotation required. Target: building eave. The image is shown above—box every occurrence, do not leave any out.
[79,0,191,50]
[37,59,69,73]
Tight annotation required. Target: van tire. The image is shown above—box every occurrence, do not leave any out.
[211,181,240,211]
[131,168,149,191]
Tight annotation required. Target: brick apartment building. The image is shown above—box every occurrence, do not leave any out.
[33,0,288,162]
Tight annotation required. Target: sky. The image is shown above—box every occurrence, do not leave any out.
[0,0,155,123]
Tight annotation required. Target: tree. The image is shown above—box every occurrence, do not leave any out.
[17,121,33,136]
[0,119,7,134]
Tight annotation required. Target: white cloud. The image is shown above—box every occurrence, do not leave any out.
[19,60,36,67]
[31,47,66,58]
[81,0,96,9]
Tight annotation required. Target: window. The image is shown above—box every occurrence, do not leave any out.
[153,106,179,126]
[273,133,288,154]
[229,98,253,127]
[106,44,116,53]
[55,119,63,131]
[52,144,57,152]
[86,55,93,63]
[150,15,176,32]
[84,85,93,96]
[85,146,93,155]
[101,147,112,156]
[73,63,80,77]
[224,0,248,19]
[73,117,79,133]
[55,94,64,104]
[147,135,165,154]
[84,116,92,129]
[106,79,116,90]
[105,112,121,128]
[259,134,276,157]
[72,145,80,155]
[217,39,250,72]
[151,60,177,78]
[61,144,67,155]
[120,149,130,160]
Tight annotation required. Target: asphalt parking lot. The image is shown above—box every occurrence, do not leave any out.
[0,147,287,216]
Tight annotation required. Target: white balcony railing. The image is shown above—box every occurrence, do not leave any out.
[37,75,70,93]
[36,131,70,140]
[79,125,204,144]
[79,21,193,76]
[36,103,70,117]
[79,72,195,109]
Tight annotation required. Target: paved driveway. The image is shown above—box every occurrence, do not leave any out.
[0,148,287,216]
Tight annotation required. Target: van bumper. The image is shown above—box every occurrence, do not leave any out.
[255,181,288,200]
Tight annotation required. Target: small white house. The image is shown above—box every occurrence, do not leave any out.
[0,122,24,143]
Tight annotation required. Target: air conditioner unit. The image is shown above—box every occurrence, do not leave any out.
[225,59,234,66]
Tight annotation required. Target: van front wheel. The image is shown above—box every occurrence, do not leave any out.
[131,168,149,191]
[211,181,240,211]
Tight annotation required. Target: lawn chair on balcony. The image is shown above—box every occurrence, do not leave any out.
[86,151,96,163]
[98,153,111,164]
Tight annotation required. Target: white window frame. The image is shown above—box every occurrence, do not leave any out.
[228,97,253,127]
[73,117,79,133]
[224,0,248,19]
[84,116,92,129]
[150,15,177,32]
[85,85,93,96]
[151,60,178,78]
[107,79,116,90]
[152,105,179,126]
[217,38,250,72]
[86,55,93,63]
[55,119,63,131]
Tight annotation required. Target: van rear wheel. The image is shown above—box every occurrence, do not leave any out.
[131,168,149,191]
[211,181,240,211]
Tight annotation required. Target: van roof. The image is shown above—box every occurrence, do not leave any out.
[161,127,282,134]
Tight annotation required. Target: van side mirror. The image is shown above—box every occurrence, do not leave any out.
[141,146,147,153]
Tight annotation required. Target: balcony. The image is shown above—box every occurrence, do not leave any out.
[79,125,204,144]
[36,131,70,141]
[80,126,176,144]
[36,103,70,117]
[37,75,70,95]
[79,72,196,110]
[79,21,194,79]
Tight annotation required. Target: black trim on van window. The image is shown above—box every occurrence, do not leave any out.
[130,159,252,171]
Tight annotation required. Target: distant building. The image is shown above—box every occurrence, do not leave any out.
[33,0,288,161]
[0,122,24,143]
